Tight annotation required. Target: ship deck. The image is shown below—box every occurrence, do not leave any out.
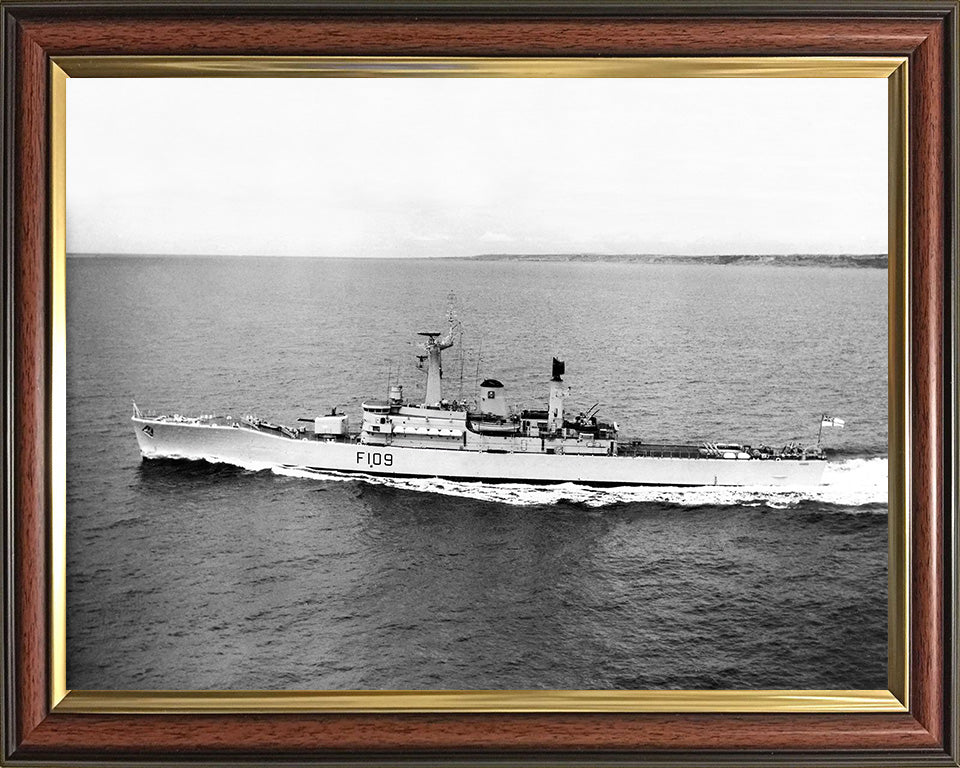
[618,442,703,459]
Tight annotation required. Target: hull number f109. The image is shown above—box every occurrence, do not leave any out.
[357,451,393,467]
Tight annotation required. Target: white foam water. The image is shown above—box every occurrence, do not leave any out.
[268,456,888,510]
[146,450,279,473]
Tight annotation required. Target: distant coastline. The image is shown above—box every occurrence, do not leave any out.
[467,253,887,268]
[66,252,887,268]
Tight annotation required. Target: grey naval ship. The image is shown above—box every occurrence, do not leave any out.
[133,317,830,487]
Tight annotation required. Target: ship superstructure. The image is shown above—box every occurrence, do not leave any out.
[133,314,830,487]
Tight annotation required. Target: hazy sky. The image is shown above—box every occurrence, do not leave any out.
[67,77,887,257]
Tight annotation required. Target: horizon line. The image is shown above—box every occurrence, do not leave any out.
[66,251,886,259]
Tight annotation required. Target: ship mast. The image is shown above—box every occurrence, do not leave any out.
[418,332,448,405]
[418,304,461,407]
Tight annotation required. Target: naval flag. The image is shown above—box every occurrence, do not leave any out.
[821,416,845,428]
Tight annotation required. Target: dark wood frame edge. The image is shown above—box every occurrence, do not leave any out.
[943,0,959,762]
[1,2,957,765]
[2,2,16,762]
[0,0,956,19]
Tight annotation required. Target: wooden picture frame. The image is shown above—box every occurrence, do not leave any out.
[2,1,957,765]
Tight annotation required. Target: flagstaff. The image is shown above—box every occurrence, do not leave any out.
[818,414,846,448]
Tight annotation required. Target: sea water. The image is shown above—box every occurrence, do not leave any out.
[66,256,887,690]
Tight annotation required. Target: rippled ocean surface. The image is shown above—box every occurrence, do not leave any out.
[66,256,887,690]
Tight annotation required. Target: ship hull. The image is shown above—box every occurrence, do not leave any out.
[133,417,827,487]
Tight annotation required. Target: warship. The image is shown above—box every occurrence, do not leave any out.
[132,315,832,487]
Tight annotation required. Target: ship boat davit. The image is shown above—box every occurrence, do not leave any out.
[133,316,831,487]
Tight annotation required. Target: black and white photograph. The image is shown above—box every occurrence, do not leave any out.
[66,74,888,691]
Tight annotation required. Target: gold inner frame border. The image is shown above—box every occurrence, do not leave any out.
[48,55,910,715]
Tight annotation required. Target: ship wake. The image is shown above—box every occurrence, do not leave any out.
[269,457,888,509]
